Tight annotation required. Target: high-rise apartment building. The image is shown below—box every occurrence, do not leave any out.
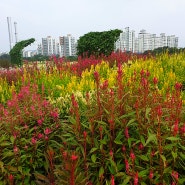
[115,27,135,52]
[59,34,76,57]
[136,30,178,53]
[41,36,59,56]
[37,35,76,57]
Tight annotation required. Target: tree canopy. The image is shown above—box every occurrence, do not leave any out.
[9,38,35,66]
[77,29,122,57]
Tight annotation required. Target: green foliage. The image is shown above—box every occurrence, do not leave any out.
[77,29,122,57]
[9,38,35,66]
[143,46,185,55]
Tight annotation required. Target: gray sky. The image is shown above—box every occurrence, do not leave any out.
[1,0,185,52]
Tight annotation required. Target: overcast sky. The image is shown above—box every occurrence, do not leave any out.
[1,0,185,52]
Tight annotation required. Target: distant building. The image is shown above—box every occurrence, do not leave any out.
[59,34,76,57]
[115,27,135,52]
[23,50,37,58]
[115,28,178,53]
[41,36,59,56]
[37,34,76,57]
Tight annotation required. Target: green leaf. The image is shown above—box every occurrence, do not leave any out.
[90,147,98,153]
[172,151,177,161]
[166,137,180,141]
[126,118,136,127]
[114,131,123,145]
[164,143,175,150]
[0,161,4,172]
[144,133,157,146]
[119,111,136,119]
[140,135,145,145]
[145,107,151,121]
[139,155,149,161]
[99,166,104,178]
[91,154,97,163]
[121,176,131,185]
[179,152,185,160]
[139,169,149,177]
[115,172,125,177]
[160,154,166,166]
[10,136,15,144]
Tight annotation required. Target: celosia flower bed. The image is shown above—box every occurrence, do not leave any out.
[0,52,185,184]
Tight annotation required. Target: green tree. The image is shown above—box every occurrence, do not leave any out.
[77,29,122,57]
[9,38,35,66]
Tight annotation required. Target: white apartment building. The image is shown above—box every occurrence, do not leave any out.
[115,28,178,53]
[41,36,59,56]
[115,27,135,52]
[59,34,76,57]
[135,30,178,53]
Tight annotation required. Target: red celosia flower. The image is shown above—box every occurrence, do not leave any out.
[149,170,154,179]
[110,150,113,158]
[122,145,126,152]
[146,70,150,77]
[134,172,139,185]
[171,170,179,181]
[125,127,129,139]
[71,154,78,161]
[37,119,43,126]
[125,159,129,172]
[94,71,99,81]
[173,120,179,136]
[8,174,14,182]
[180,124,185,135]
[153,77,158,85]
[31,137,37,144]
[111,175,115,185]
[157,106,162,117]
[83,131,87,139]
[130,150,136,162]
[50,110,59,119]
[37,133,43,139]
[175,82,182,91]
[138,143,144,150]
[13,145,19,154]
[140,69,145,77]
[141,77,148,87]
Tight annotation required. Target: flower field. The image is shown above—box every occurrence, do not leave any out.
[0,52,185,185]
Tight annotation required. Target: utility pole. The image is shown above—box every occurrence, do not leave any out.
[14,22,18,44]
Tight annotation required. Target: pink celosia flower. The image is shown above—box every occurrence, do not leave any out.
[37,119,43,126]
[130,150,136,162]
[111,175,115,185]
[171,170,179,181]
[125,159,129,172]
[13,145,19,154]
[44,128,52,135]
[125,127,129,139]
[122,145,126,152]
[8,174,14,183]
[37,133,43,139]
[134,172,139,185]
[50,110,59,119]
[83,131,87,139]
[149,170,154,179]
[31,137,37,144]
[138,143,144,150]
